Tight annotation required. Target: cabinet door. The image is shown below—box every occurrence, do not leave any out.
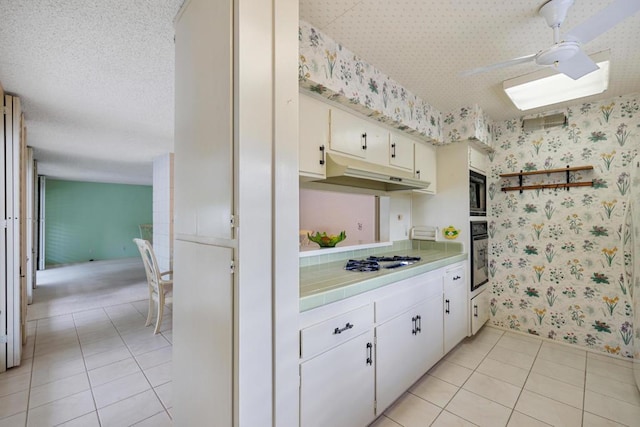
[469,145,487,174]
[376,290,443,413]
[414,142,437,194]
[330,107,388,165]
[300,330,375,427]
[330,106,368,159]
[174,4,233,239]
[470,289,490,335]
[299,95,328,178]
[389,133,414,171]
[444,266,468,354]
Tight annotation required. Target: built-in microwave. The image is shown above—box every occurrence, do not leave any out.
[469,170,486,216]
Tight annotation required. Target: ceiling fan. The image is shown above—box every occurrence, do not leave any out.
[462,0,640,80]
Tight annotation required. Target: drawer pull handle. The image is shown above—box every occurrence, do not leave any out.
[474,304,478,317]
[445,299,450,314]
[411,315,422,335]
[319,145,325,165]
[362,133,367,150]
[453,275,461,280]
[366,342,373,365]
[391,142,396,158]
[333,322,354,335]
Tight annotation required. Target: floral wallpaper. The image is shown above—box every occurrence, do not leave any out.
[299,20,443,143]
[443,104,493,147]
[486,93,639,358]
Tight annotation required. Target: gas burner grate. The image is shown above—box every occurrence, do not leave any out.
[344,259,380,272]
[367,255,421,262]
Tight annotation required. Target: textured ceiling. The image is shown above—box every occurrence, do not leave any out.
[1,1,638,185]
[0,0,183,185]
[300,0,640,122]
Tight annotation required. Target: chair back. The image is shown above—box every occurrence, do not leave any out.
[133,238,162,294]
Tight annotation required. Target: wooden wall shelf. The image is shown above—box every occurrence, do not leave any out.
[500,165,593,193]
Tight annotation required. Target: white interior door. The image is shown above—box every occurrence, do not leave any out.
[26,147,34,304]
[5,94,23,367]
[0,86,6,373]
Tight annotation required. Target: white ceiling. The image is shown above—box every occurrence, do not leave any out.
[1,1,638,185]
[300,0,640,121]
[0,0,183,185]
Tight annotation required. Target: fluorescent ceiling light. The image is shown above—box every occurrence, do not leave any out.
[503,52,610,111]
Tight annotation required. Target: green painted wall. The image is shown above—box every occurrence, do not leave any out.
[45,179,152,266]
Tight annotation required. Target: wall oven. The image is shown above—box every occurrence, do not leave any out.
[470,221,488,291]
[469,170,486,216]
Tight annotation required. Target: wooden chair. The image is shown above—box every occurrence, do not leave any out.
[133,238,173,334]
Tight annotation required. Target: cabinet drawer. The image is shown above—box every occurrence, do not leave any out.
[445,266,465,284]
[376,275,442,324]
[300,304,373,360]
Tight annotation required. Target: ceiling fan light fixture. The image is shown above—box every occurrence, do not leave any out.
[535,41,580,66]
[503,52,609,111]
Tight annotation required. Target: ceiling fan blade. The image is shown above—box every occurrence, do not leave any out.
[555,49,600,80]
[565,0,640,44]
[460,54,536,76]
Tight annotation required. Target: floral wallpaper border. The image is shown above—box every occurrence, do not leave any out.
[299,20,444,144]
[443,105,494,148]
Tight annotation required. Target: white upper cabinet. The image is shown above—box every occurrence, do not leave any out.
[330,105,388,166]
[414,142,437,194]
[388,133,414,171]
[299,95,329,178]
[468,144,487,175]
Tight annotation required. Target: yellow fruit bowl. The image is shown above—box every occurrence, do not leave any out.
[307,231,346,248]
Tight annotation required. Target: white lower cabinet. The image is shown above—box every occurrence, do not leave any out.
[300,330,375,427]
[444,265,468,354]
[376,281,443,413]
[470,288,490,335]
[299,262,466,427]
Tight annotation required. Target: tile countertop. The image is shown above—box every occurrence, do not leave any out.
[300,247,467,312]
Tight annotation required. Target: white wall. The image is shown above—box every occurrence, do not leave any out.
[152,153,173,272]
[389,193,412,241]
[299,188,376,246]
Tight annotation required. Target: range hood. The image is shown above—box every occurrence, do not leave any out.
[315,153,430,192]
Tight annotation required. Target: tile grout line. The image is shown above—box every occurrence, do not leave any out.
[22,321,38,427]
[450,331,508,426]
[107,302,173,421]
[72,308,105,427]
[499,335,541,427]
[421,330,505,426]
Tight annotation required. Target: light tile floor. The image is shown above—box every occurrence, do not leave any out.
[3,259,640,426]
[372,326,640,427]
[0,259,173,426]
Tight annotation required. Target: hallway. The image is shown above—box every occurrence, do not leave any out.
[0,259,173,426]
